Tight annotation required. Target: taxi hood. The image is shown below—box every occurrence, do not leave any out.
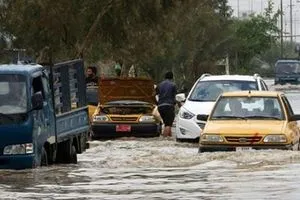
[99,77,156,105]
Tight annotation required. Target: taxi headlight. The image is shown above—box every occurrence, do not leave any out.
[201,134,223,142]
[93,115,109,122]
[139,115,155,122]
[3,143,33,155]
[263,135,287,143]
[179,108,195,119]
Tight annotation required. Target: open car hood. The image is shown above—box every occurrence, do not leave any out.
[99,77,156,105]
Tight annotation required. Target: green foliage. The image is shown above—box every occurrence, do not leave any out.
[2,0,282,85]
[230,0,280,73]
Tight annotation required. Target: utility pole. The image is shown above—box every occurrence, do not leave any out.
[237,0,240,18]
[280,0,284,58]
[290,0,293,44]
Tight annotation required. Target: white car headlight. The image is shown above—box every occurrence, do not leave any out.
[263,135,287,143]
[139,115,156,122]
[3,143,33,155]
[201,134,223,142]
[93,115,109,122]
[179,108,195,119]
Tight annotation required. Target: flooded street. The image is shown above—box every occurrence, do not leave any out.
[2,79,300,199]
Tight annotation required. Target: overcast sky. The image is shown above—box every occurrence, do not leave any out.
[228,0,300,42]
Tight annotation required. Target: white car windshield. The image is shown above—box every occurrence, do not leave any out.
[0,75,27,114]
[188,80,258,101]
[211,96,284,120]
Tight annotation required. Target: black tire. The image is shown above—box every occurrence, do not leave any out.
[78,133,87,154]
[156,123,162,137]
[41,147,48,166]
[70,145,77,164]
[198,147,204,153]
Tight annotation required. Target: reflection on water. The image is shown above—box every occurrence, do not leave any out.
[1,80,300,199]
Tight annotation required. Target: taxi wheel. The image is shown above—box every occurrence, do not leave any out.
[198,147,205,153]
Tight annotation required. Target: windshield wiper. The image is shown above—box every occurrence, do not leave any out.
[212,116,247,120]
[245,115,282,120]
[188,99,213,102]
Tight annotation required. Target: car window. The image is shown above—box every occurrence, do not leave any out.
[211,96,284,120]
[281,95,294,116]
[276,62,300,74]
[188,80,258,101]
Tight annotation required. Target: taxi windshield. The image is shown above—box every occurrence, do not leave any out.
[211,96,284,120]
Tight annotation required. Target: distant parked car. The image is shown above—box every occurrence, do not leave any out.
[175,73,268,142]
[198,90,300,152]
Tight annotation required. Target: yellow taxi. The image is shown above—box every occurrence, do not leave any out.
[198,91,300,152]
[90,77,162,139]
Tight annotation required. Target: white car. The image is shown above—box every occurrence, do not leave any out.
[175,73,268,142]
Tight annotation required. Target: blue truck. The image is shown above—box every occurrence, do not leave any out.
[274,59,300,85]
[0,59,89,169]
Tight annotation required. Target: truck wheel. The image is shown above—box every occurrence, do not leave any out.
[70,145,77,164]
[41,147,48,166]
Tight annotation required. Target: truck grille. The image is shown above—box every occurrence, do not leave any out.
[225,136,262,143]
[110,117,138,122]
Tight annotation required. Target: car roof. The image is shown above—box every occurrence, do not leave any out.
[221,90,283,97]
[275,60,300,63]
[0,64,43,75]
[200,75,259,82]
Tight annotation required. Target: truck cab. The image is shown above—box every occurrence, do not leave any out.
[274,59,300,85]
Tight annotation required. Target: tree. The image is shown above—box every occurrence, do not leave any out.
[229,0,280,73]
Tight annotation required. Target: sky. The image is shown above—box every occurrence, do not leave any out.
[228,0,300,42]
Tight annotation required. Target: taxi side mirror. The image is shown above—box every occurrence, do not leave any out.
[289,114,300,121]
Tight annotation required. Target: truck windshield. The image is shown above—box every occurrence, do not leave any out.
[0,75,27,114]
[276,62,300,74]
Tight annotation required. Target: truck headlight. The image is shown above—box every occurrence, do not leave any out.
[263,135,287,143]
[179,108,195,119]
[3,143,33,155]
[201,134,223,142]
[93,115,109,122]
[139,115,155,122]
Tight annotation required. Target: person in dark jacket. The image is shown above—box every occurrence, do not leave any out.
[156,71,177,137]
[86,66,98,86]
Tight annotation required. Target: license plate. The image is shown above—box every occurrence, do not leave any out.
[116,124,131,132]
[236,147,252,151]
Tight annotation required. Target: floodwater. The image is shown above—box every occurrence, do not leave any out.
[1,79,300,200]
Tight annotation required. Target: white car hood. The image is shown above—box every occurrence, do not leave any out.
[182,100,215,115]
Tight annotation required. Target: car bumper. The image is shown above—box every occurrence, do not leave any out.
[275,78,300,85]
[91,123,161,139]
[175,118,203,140]
[0,154,35,169]
[199,144,293,152]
